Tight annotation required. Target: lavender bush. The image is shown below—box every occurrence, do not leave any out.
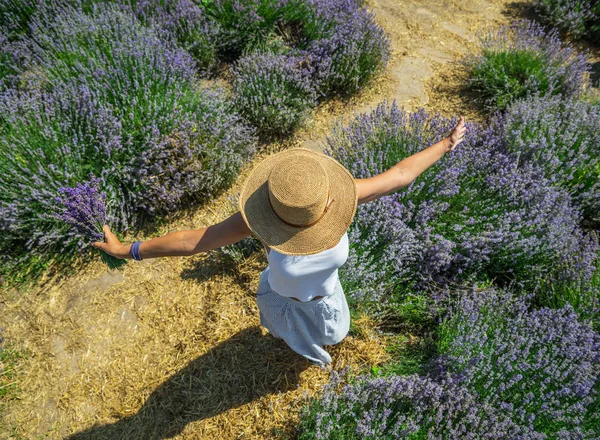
[436,287,600,437]
[30,3,256,213]
[0,0,39,41]
[467,20,590,110]
[232,52,317,136]
[0,83,255,254]
[202,0,389,96]
[534,244,600,331]
[495,95,600,221]
[297,367,531,439]
[533,0,600,42]
[0,84,127,250]
[123,0,221,75]
[26,1,197,88]
[298,286,600,439]
[302,0,390,97]
[201,0,278,60]
[0,0,38,92]
[0,32,18,91]
[328,102,598,321]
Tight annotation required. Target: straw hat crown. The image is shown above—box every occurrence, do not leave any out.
[239,148,358,256]
[268,157,329,227]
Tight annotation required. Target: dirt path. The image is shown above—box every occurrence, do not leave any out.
[1,1,522,439]
[297,0,513,153]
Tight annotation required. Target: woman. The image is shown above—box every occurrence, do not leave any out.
[93,117,467,367]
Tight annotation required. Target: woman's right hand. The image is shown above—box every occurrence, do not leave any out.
[92,225,130,259]
[446,116,466,153]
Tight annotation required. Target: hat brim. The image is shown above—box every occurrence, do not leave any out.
[239,148,358,256]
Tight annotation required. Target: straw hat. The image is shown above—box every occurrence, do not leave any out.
[239,148,358,256]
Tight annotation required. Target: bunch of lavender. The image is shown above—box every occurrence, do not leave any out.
[328,101,598,322]
[297,367,531,439]
[51,174,125,269]
[533,0,600,42]
[467,19,590,110]
[436,287,600,437]
[495,95,600,220]
[302,0,391,97]
[232,52,317,137]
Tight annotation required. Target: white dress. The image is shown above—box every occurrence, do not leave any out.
[255,233,352,367]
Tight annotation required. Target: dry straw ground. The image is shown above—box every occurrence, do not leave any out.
[4,0,582,438]
[1,154,391,439]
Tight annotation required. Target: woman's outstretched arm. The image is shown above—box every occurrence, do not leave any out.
[92,212,252,260]
[355,117,466,205]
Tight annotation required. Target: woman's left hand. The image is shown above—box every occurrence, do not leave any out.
[446,116,466,153]
[92,225,129,259]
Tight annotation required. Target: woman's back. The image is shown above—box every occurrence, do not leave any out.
[264,232,349,302]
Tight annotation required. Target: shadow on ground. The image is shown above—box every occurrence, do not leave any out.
[180,249,265,293]
[65,326,311,440]
[502,1,538,20]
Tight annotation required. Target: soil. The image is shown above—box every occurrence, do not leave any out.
[2,1,595,439]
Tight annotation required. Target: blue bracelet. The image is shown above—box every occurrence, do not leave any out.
[130,241,143,261]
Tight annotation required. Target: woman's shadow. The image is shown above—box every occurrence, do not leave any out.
[66,326,312,440]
